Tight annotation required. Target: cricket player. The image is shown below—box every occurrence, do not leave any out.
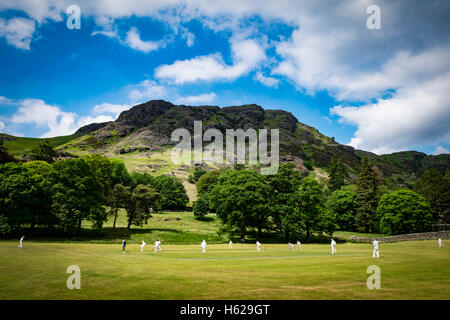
[122,239,127,254]
[288,242,293,250]
[229,240,233,248]
[201,240,207,254]
[18,236,25,248]
[331,239,337,254]
[297,240,302,250]
[256,241,261,252]
[140,240,147,252]
[438,238,444,248]
[154,240,161,253]
[372,239,379,258]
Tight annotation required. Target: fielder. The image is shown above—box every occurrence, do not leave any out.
[201,240,207,254]
[122,239,127,254]
[288,242,293,250]
[229,240,233,248]
[140,240,147,252]
[256,241,261,252]
[438,238,444,248]
[372,239,379,258]
[18,236,25,248]
[154,240,162,253]
[297,240,302,250]
[331,238,337,254]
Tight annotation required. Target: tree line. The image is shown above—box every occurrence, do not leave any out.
[193,158,449,241]
[0,142,189,235]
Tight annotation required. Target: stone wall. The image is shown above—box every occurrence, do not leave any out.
[349,230,450,243]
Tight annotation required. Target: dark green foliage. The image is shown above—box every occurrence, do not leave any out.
[303,160,314,170]
[130,171,156,189]
[414,168,450,223]
[154,175,189,210]
[126,184,164,229]
[109,184,131,228]
[30,140,58,163]
[355,157,382,233]
[193,193,209,220]
[196,170,221,196]
[377,190,433,235]
[328,190,357,231]
[209,170,271,241]
[328,158,347,192]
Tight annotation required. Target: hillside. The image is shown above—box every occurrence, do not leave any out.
[1,100,449,191]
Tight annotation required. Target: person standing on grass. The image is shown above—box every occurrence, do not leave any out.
[122,239,127,254]
[18,236,25,248]
[201,240,207,254]
[297,240,302,250]
[438,238,444,248]
[372,239,379,258]
[331,238,337,255]
[140,240,147,252]
[229,240,233,248]
[256,241,261,252]
[154,240,161,253]
[288,242,293,250]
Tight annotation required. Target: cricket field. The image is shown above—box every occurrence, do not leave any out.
[1,240,449,299]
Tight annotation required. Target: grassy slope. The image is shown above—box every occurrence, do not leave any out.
[1,134,82,158]
[0,240,448,299]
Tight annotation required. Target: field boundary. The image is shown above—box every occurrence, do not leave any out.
[349,230,450,243]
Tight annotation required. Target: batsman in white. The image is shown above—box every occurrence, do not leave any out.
[288,242,293,250]
[256,241,261,252]
[201,240,207,254]
[154,239,162,253]
[331,238,337,254]
[140,240,147,252]
[18,235,25,248]
[297,240,302,250]
[438,238,444,248]
[229,240,233,248]
[372,239,379,258]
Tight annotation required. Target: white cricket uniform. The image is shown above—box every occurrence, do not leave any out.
[297,241,302,249]
[229,240,233,248]
[18,236,24,248]
[201,241,207,253]
[331,239,337,254]
[154,240,161,253]
[288,243,293,250]
[256,241,261,252]
[140,240,146,252]
[372,240,379,258]
[438,238,443,248]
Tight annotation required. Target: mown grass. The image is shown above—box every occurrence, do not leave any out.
[0,240,448,299]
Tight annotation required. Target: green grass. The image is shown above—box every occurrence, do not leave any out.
[2,134,82,158]
[334,231,387,240]
[0,240,448,299]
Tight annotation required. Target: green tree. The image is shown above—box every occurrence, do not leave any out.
[265,163,303,241]
[110,158,132,187]
[196,170,221,196]
[328,158,347,192]
[290,177,327,241]
[328,189,357,231]
[414,168,450,223]
[154,175,189,210]
[355,157,381,233]
[108,184,131,228]
[193,193,209,220]
[126,184,164,229]
[209,170,270,241]
[130,171,155,189]
[377,190,433,235]
[30,140,58,163]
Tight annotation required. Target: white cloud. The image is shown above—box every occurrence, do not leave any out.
[331,72,450,154]
[92,103,130,119]
[77,115,115,128]
[432,146,449,155]
[0,17,35,50]
[124,27,161,53]
[155,38,266,84]
[254,72,279,87]
[127,80,169,103]
[175,93,217,105]
[0,121,4,131]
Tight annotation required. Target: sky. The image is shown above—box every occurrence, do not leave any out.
[0,0,449,155]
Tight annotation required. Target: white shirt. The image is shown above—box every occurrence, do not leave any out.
[331,240,336,247]
[373,240,379,249]
[201,241,207,248]
[155,241,161,247]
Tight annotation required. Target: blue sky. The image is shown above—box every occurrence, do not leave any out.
[0,0,449,155]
